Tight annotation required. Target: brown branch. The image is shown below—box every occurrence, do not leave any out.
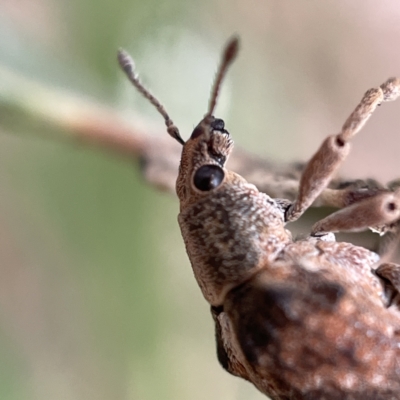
[64,102,393,226]
[0,65,387,208]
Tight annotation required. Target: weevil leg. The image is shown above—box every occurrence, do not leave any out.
[286,78,400,222]
[313,178,384,208]
[375,262,400,308]
[377,221,400,262]
[311,189,400,235]
[210,305,249,380]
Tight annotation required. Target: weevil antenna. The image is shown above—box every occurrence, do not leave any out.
[117,49,185,145]
[206,36,240,119]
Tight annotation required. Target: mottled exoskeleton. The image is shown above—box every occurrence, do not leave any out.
[118,38,400,399]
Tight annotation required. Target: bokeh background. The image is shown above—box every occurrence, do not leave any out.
[1,1,400,399]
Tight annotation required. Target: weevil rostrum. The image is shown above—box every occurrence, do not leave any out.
[118,37,400,399]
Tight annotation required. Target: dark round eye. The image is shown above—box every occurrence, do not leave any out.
[193,165,225,191]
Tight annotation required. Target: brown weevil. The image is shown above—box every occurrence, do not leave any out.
[118,37,400,399]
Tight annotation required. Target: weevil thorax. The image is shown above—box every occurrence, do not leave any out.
[177,116,292,306]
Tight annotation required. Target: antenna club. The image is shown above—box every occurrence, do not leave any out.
[117,49,136,75]
[223,36,240,65]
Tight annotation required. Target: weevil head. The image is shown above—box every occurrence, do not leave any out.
[174,37,239,210]
[176,115,234,209]
[118,37,239,211]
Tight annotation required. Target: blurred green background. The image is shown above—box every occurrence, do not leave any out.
[1,1,400,399]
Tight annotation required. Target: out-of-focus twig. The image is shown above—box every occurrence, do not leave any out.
[0,64,306,195]
[1,64,396,216]
[0,64,392,221]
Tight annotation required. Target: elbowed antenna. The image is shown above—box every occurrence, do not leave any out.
[117,49,185,145]
[206,36,240,119]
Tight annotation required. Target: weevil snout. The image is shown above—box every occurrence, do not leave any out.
[190,116,229,140]
[211,118,229,134]
[188,116,233,166]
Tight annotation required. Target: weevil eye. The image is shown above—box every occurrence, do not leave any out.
[193,165,225,191]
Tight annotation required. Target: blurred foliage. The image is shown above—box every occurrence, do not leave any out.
[1,1,400,400]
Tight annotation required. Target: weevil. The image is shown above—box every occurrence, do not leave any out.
[118,37,400,399]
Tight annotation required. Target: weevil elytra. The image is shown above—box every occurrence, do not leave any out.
[118,38,400,399]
